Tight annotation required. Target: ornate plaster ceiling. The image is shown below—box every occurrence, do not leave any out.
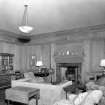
[0,0,105,37]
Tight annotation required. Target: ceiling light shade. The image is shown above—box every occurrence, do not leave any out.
[19,25,33,33]
[19,5,33,33]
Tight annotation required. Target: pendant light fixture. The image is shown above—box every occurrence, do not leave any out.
[19,4,33,33]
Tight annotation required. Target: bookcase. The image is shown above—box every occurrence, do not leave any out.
[0,53,14,89]
[0,53,14,72]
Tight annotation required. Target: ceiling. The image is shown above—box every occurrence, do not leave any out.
[0,0,105,37]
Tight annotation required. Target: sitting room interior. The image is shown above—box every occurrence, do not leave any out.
[1,0,105,105]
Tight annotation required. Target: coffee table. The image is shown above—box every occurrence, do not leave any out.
[5,86,40,105]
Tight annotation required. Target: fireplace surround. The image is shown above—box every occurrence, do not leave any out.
[55,55,83,83]
[56,63,82,83]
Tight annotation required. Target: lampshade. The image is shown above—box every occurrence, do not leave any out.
[100,59,105,67]
[36,61,43,66]
[19,5,33,33]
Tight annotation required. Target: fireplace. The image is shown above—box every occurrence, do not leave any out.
[54,54,83,84]
[56,63,82,83]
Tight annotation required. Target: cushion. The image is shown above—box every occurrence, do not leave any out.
[30,77,44,83]
[86,81,99,90]
[96,76,105,86]
[53,99,71,105]
[29,98,36,105]
[24,72,35,79]
[69,92,88,105]
[24,72,44,83]
[68,94,77,105]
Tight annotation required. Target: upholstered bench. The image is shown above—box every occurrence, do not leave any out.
[5,86,40,105]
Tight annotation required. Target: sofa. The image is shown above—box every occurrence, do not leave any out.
[52,75,105,105]
[53,90,103,105]
[11,72,72,105]
[85,76,105,105]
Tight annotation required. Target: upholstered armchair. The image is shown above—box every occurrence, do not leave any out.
[53,90,103,105]
[85,80,105,105]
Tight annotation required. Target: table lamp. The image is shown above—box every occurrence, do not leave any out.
[36,61,43,67]
[36,61,43,72]
[100,59,105,67]
[100,59,105,74]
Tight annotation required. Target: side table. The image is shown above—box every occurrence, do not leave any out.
[63,84,76,99]
[5,86,40,105]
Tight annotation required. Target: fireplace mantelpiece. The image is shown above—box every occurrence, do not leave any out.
[55,55,83,63]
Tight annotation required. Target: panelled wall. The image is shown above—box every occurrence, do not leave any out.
[82,39,105,82]
[0,42,21,71]
[18,38,105,82]
[0,32,105,82]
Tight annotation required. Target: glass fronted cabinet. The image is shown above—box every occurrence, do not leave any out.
[0,53,14,89]
[0,53,14,72]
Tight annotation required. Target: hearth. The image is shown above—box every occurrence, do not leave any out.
[56,63,81,83]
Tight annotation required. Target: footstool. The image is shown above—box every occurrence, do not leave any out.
[5,86,40,105]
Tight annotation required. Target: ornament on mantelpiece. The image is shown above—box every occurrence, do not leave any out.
[58,51,61,56]
[54,51,58,56]
[62,52,65,56]
[71,51,77,56]
[82,50,85,56]
[66,50,70,55]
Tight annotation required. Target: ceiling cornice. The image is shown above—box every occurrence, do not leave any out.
[0,24,105,39]
[0,29,31,44]
[31,24,105,39]
[0,29,22,38]
[0,24,105,45]
[29,24,105,45]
